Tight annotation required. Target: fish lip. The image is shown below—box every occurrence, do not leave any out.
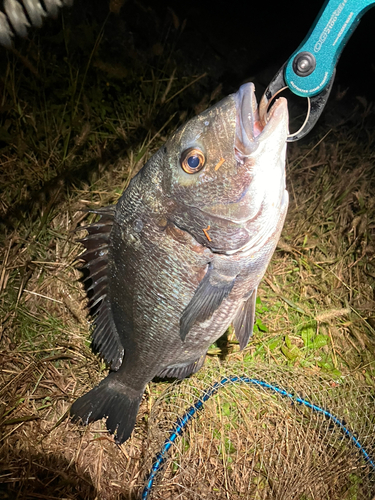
[235,82,287,158]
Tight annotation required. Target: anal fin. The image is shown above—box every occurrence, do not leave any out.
[233,287,257,350]
[157,354,206,379]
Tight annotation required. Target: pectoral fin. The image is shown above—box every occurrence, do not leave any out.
[232,287,257,350]
[180,263,235,341]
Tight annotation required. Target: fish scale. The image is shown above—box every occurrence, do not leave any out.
[71,82,289,444]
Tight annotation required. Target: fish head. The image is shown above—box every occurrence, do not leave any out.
[156,82,289,253]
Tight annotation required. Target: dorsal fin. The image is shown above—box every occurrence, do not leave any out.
[78,206,124,370]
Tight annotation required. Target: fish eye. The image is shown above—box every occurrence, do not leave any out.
[180,147,205,174]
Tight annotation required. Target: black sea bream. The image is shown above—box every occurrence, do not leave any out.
[71,83,289,444]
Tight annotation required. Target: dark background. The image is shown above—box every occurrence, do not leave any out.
[1,0,374,146]
[117,0,375,99]
[146,0,375,98]
[85,0,375,140]
[14,0,372,100]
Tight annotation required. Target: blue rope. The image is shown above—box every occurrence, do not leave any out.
[142,376,375,499]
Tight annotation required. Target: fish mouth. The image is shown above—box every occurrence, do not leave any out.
[234,82,287,158]
[197,83,288,225]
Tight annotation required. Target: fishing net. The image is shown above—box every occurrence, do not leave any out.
[141,362,375,500]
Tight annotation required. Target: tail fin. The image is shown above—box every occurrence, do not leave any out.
[70,375,143,444]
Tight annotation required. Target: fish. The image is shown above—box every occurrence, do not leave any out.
[70,82,289,444]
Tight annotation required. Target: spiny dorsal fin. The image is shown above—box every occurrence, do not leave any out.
[78,206,124,370]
